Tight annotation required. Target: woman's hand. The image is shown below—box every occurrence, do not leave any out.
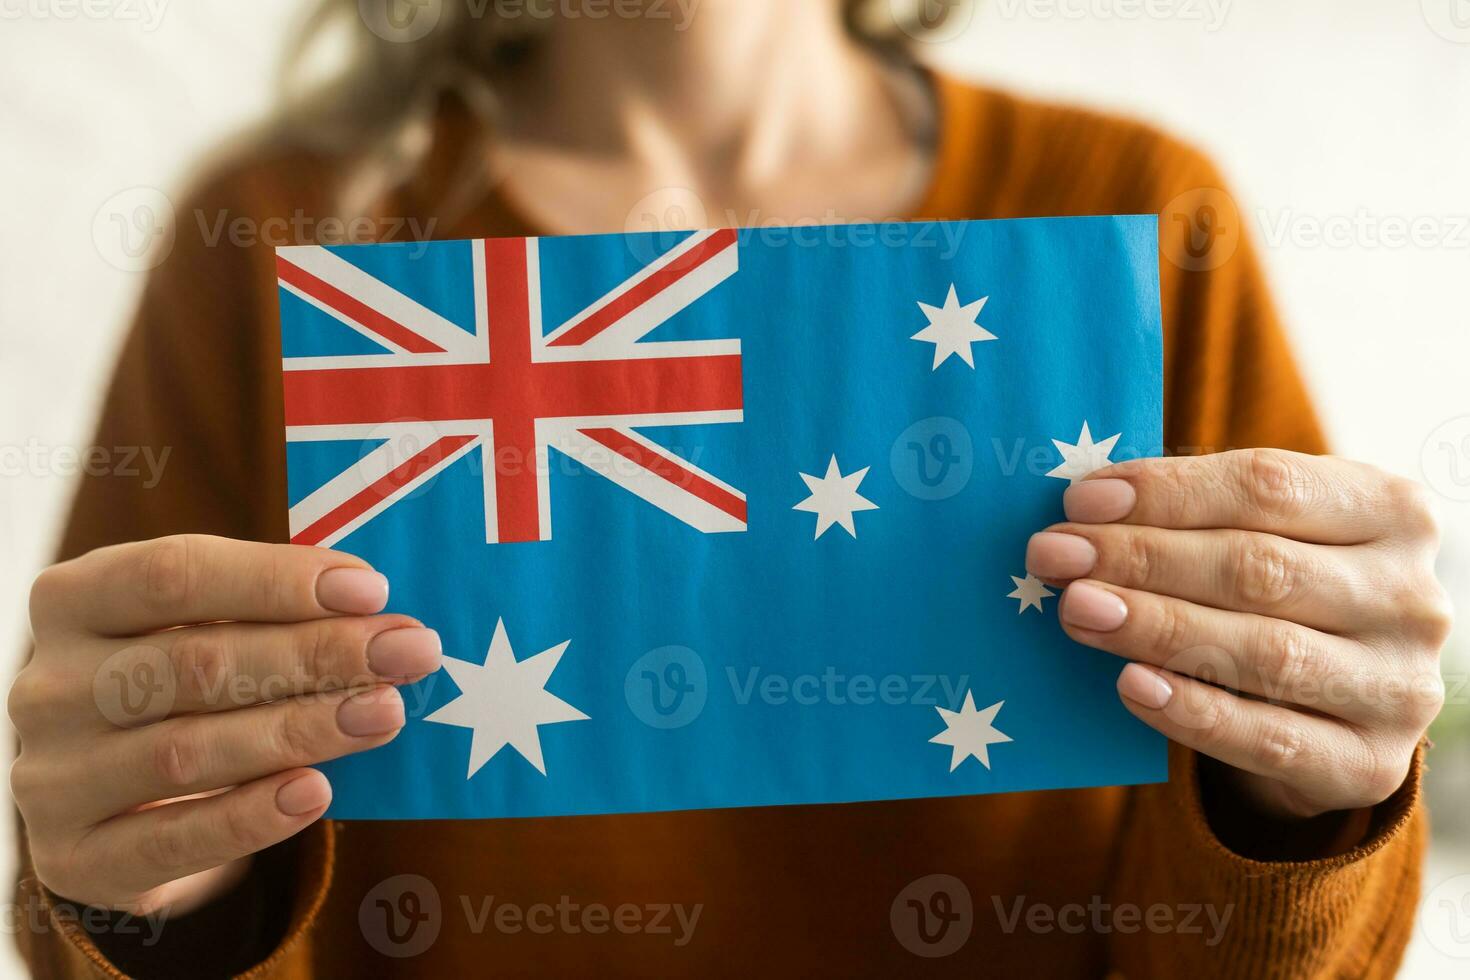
[1026,449,1451,820]
[10,535,441,916]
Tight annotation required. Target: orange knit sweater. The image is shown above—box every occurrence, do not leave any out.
[14,76,1426,978]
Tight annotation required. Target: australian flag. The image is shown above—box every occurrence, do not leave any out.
[276,215,1166,819]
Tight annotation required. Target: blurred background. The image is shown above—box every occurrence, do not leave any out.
[1,0,1466,975]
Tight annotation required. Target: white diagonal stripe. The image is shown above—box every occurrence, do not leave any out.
[278,244,480,358]
[548,424,745,533]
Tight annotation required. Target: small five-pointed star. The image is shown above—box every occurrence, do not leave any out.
[425,618,588,778]
[1045,421,1122,483]
[930,692,1013,771]
[911,283,997,370]
[1007,573,1056,613]
[792,455,879,539]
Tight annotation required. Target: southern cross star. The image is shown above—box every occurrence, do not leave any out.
[792,455,879,539]
[911,283,996,370]
[1045,421,1122,483]
[1007,573,1056,614]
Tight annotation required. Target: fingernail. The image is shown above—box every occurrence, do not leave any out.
[367,628,442,678]
[337,687,405,737]
[1061,581,1129,632]
[1118,663,1174,710]
[1064,479,1137,524]
[276,770,332,816]
[317,567,389,615]
[1026,532,1097,580]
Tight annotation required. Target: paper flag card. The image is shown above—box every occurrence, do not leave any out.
[275,215,1166,820]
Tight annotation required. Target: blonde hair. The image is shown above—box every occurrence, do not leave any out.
[276,0,964,218]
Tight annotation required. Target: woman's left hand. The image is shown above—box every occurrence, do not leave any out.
[1026,448,1452,820]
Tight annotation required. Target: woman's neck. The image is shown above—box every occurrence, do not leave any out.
[491,1,935,231]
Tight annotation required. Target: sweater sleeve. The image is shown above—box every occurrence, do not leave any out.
[1104,143,1427,978]
[11,164,335,979]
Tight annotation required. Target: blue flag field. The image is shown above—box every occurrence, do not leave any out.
[275,214,1166,819]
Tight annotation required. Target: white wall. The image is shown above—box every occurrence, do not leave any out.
[1,1,1467,974]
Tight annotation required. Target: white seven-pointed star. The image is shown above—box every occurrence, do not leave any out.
[1045,421,1122,483]
[425,618,588,778]
[911,284,996,369]
[930,692,1013,771]
[1008,573,1056,614]
[792,455,879,539]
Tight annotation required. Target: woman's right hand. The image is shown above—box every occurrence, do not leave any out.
[9,535,441,917]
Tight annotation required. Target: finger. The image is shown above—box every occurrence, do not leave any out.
[1056,579,1383,722]
[1113,662,1394,813]
[1068,449,1401,545]
[73,768,331,910]
[108,615,442,719]
[82,686,403,819]
[32,534,389,637]
[1027,523,1376,633]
